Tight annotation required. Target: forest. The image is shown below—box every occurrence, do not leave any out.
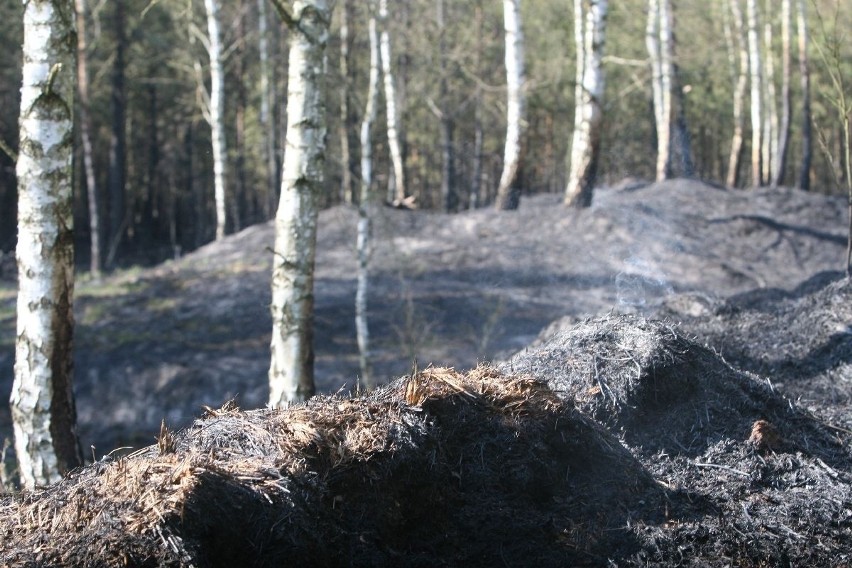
[1,0,852,565]
[0,0,850,265]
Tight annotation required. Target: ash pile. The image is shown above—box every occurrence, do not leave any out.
[2,282,851,566]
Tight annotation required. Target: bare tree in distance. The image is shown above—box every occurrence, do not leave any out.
[495,0,526,211]
[267,0,335,407]
[378,0,407,206]
[202,0,229,240]
[565,0,608,207]
[356,2,381,388]
[13,0,82,489]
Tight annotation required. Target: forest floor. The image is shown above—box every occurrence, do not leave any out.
[0,178,850,565]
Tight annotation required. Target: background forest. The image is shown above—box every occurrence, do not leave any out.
[0,0,850,269]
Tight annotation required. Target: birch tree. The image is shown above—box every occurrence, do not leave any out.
[646,0,673,181]
[257,0,278,217]
[761,0,777,185]
[202,0,228,240]
[378,0,406,205]
[356,5,380,388]
[75,0,100,275]
[494,0,526,211]
[565,0,608,207]
[13,0,82,489]
[267,0,334,407]
[725,0,748,187]
[746,0,763,186]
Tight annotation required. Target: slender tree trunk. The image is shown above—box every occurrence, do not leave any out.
[495,0,526,211]
[436,0,457,213]
[356,8,380,389]
[746,0,763,187]
[772,0,791,187]
[268,0,333,407]
[725,0,748,188]
[257,0,278,217]
[338,0,354,204]
[796,0,811,191]
[203,0,228,241]
[647,0,673,181]
[565,0,608,207]
[761,0,777,185]
[13,0,82,490]
[469,0,484,209]
[75,0,100,275]
[107,0,127,266]
[378,0,406,204]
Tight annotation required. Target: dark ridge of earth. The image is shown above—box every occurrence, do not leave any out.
[0,178,849,457]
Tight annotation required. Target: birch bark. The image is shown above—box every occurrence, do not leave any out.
[725,0,748,188]
[356,8,380,389]
[378,0,406,204]
[203,0,228,240]
[74,0,100,275]
[494,0,525,211]
[746,0,763,186]
[13,0,82,489]
[795,0,811,191]
[268,0,333,406]
[564,0,608,207]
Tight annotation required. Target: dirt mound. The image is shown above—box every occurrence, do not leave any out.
[503,316,844,461]
[0,367,663,567]
[652,272,852,438]
[503,315,852,566]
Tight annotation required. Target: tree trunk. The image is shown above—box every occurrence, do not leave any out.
[203,0,228,241]
[565,0,608,207]
[378,0,406,204]
[761,0,777,185]
[268,0,333,407]
[495,0,526,211]
[436,0,457,213]
[106,0,127,266]
[13,0,82,490]
[338,0,355,205]
[646,0,673,181]
[75,0,100,276]
[746,0,763,187]
[469,0,484,209]
[796,0,811,191]
[725,0,748,188]
[257,0,278,217]
[356,7,380,389]
[771,0,791,187]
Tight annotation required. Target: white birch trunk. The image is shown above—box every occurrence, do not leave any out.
[257,0,277,218]
[726,0,749,188]
[268,0,332,407]
[494,0,526,211]
[647,0,673,181]
[203,0,228,240]
[75,0,100,275]
[13,0,82,489]
[762,2,777,185]
[746,0,763,186]
[356,10,380,389]
[378,0,406,204]
[565,0,608,207]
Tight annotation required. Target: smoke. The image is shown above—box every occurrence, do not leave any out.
[615,254,674,311]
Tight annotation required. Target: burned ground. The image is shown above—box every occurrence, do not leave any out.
[0,180,851,565]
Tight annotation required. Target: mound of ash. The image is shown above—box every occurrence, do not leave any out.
[659,272,852,412]
[0,367,663,567]
[504,315,852,566]
[504,315,843,460]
